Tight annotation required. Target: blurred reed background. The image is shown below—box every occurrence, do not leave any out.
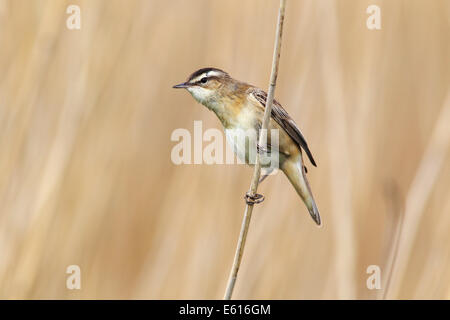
[0,0,449,299]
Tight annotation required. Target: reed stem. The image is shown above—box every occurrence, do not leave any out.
[223,0,287,300]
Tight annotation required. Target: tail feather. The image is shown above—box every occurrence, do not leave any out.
[281,154,321,226]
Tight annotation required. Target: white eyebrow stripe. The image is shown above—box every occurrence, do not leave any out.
[206,71,222,78]
[190,70,223,83]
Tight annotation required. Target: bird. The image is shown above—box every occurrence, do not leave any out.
[173,67,321,226]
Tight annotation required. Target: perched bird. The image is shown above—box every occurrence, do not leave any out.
[173,67,321,226]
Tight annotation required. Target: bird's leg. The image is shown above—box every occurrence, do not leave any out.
[259,167,274,184]
[256,140,271,184]
[243,167,272,205]
[244,140,275,205]
[259,173,269,184]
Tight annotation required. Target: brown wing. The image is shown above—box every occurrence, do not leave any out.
[249,88,317,167]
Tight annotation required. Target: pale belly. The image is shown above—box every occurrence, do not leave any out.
[224,127,280,170]
[215,104,285,171]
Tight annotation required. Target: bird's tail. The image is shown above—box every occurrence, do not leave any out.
[281,153,321,226]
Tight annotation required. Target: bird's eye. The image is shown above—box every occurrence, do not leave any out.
[200,77,208,84]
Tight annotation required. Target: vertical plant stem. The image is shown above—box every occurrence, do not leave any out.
[223,0,287,300]
[385,92,450,298]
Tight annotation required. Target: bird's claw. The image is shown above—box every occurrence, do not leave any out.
[244,191,265,205]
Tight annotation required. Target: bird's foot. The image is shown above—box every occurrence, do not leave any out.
[244,191,265,205]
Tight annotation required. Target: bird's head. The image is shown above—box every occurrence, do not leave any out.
[173,67,233,106]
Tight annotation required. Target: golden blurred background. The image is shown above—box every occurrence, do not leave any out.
[0,0,449,299]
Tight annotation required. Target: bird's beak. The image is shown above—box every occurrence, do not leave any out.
[172,82,190,89]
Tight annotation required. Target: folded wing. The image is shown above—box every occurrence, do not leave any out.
[249,88,317,167]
